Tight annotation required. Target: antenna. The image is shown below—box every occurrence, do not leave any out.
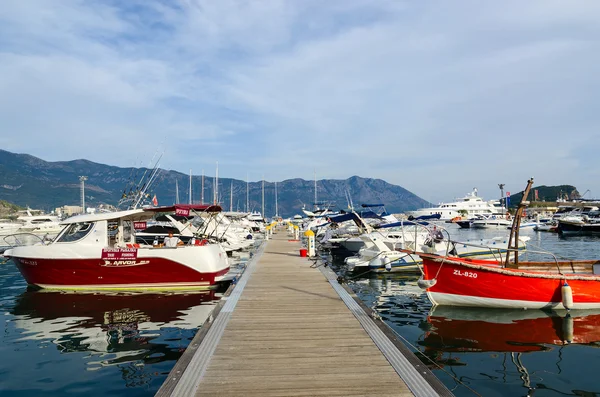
[79,176,87,214]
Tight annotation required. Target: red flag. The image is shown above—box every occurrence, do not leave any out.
[534,189,539,200]
[152,195,158,206]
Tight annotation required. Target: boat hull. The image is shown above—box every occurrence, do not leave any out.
[421,255,600,309]
[558,220,600,236]
[7,245,229,291]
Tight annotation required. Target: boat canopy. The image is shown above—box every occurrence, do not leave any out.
[327,213,356,223]
[60,209,148,225]
[374,220,430,229]
[143,204,222,213]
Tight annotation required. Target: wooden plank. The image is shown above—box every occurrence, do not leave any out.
[186,230,417,396]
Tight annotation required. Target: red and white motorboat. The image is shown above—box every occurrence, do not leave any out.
[415,178,600,310]
[3,205,230,291]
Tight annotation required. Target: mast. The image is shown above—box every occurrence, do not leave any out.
[201,169,204,205]
[275,181,278,217]
[189,169,192,204]
[230,181,233,212]
[246,173,249,213]
[175,178,180,204]
[505,178,534,268]
[262,176,265,219]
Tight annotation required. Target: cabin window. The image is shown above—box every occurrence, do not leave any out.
[57,222,94,243]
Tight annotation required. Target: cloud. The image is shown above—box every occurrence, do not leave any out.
[1,0,599,203]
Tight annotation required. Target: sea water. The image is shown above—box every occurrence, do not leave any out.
[331,225,600,397]
[0,258,233,396]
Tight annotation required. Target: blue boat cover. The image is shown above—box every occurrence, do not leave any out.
[374,220,430,229]
[327,213,355,223]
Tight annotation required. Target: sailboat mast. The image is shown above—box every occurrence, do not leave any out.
[230,181,233,212]
[262,177,265,219]
[189,169,192,204]
[275,181,278,217]
[246,173,249,213]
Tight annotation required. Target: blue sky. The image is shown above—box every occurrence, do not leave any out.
[1,0,599,204]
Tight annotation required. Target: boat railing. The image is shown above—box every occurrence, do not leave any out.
[2,232,50,248]
[395,222,567,270]
[447,238,560,263]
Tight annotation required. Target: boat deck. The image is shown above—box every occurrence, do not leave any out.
[157,228,452,397]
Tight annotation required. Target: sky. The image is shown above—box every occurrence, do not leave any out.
[1,0,599,205]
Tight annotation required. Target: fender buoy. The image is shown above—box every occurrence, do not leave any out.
[561,281,573,310]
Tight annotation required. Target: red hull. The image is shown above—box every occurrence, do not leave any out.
[424,310,600,353]
[12,257,229,290]
[421,255,600,309]
[13,290,217,324]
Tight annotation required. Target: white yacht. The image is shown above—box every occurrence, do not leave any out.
[406,188,505,221]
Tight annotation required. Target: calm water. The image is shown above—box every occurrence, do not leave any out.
[331,225,600,397]
[1,228,599,397]
[0,257,237,396]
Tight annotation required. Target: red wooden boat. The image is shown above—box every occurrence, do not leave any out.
[418,253,600,309]
[415,179,600,310]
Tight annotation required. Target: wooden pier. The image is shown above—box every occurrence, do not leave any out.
[157,229,452,397]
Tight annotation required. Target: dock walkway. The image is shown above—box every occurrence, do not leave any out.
[159,229,451,397]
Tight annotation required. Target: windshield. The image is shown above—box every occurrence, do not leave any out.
[56,222,94,243]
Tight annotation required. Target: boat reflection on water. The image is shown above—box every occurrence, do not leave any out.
[419,307,600,396]
[422,306,600,353]
[11,290,218,367]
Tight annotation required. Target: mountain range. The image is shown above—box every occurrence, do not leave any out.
[0,150,431,217]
